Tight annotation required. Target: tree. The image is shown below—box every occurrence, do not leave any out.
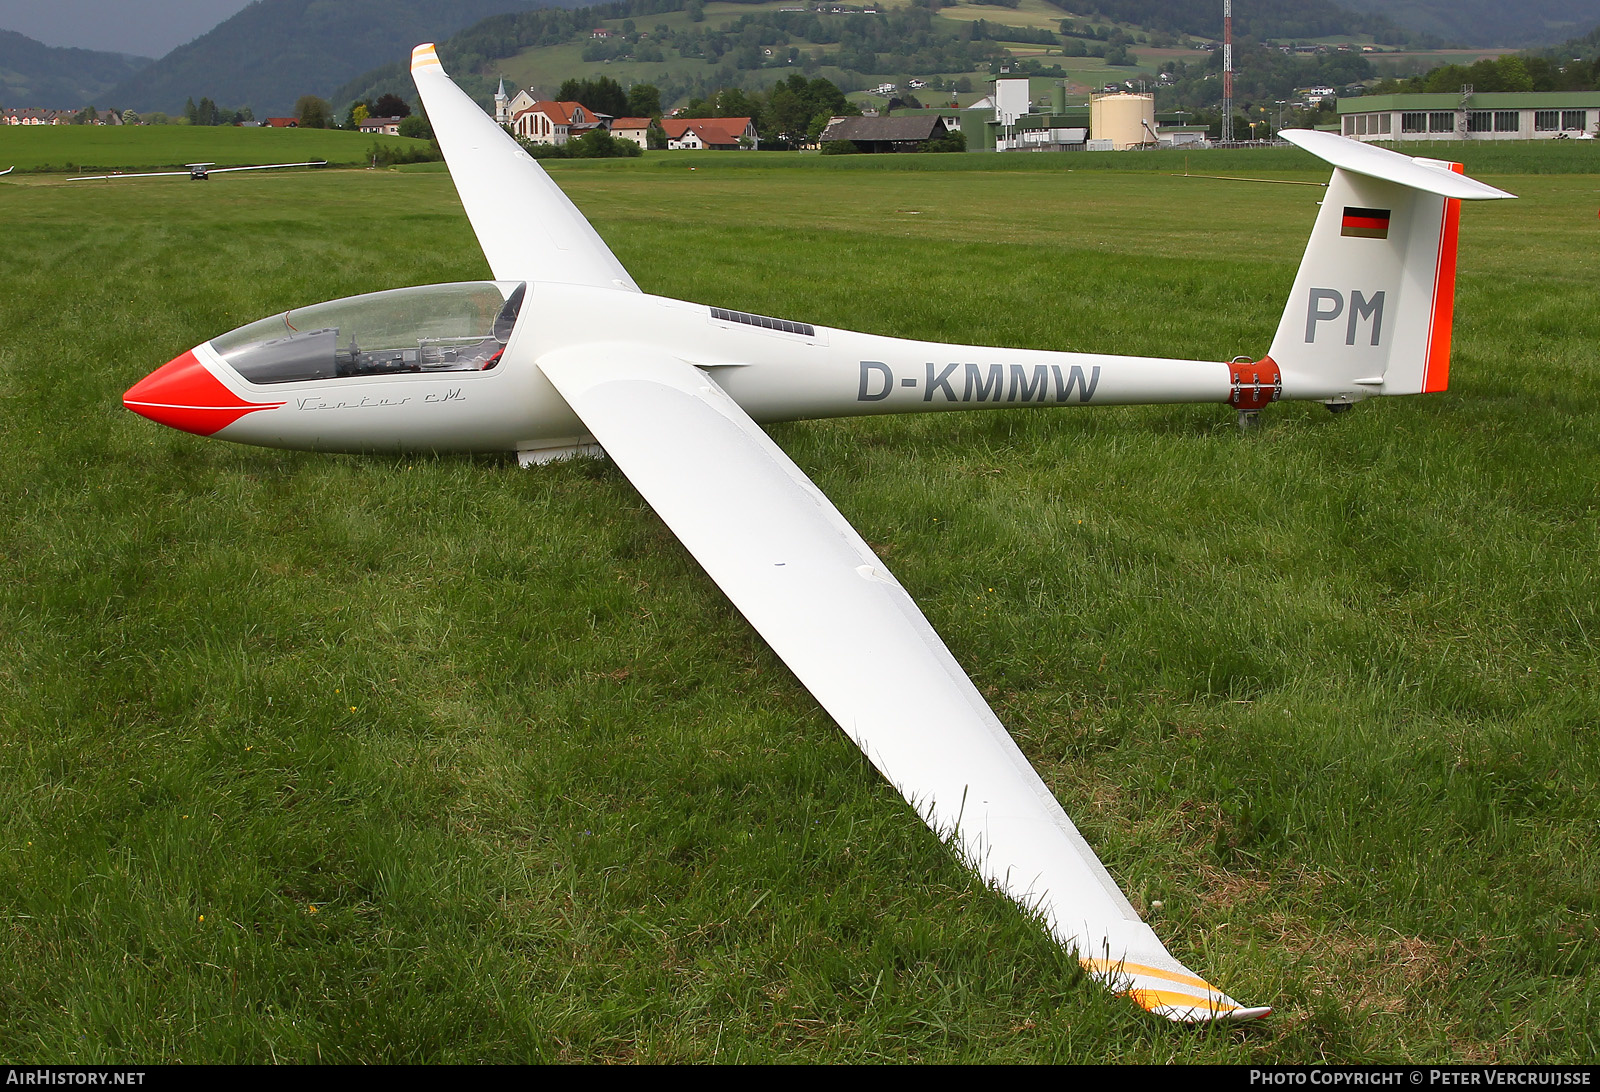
[565,128,641,158]
[373,92,411,119]
[626,83,662,118]
[295,95,332,129]
[347,102,371,129]
[398,114,433,140]
[557,76,628,117]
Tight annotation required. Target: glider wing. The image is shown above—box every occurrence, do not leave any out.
[409,44,640,293]
[69,170,192,181]
[538,344,1269,1023]
[206,161,328,175]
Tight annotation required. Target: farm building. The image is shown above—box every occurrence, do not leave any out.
[818,115,954,152]
[1338,91,1600,141]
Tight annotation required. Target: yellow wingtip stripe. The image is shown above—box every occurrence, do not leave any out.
[411,43,440,69]
[1128,988,1241,1014]
[1080,958,1217,993]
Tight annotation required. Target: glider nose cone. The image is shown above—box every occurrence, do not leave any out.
[123,349,281,436]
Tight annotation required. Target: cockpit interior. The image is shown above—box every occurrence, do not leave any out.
[210,282,526,386]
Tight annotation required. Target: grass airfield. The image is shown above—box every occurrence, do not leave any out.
[0,148,1597,1062]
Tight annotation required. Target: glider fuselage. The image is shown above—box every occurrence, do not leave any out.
[153,280,1278,461]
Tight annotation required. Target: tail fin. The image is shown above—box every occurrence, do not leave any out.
[1267,130,1514,403]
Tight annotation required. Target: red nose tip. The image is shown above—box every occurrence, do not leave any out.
[123,350,282,436]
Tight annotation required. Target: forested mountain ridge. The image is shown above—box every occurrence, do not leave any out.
[101,0,584,116]
[0,29,151,110]
[337,0,1428,113]
[1336,0,1598,48]
[1076,0,1419,45]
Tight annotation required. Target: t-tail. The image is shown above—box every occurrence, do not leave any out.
[1267,130,1513,407]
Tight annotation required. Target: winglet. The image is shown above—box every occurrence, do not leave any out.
[411,42,440,70]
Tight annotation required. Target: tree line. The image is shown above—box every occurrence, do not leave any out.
[541,72,863,150]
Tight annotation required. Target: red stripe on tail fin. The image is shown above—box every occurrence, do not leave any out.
[1422,163,1465,393]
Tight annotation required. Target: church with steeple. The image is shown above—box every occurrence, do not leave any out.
[494,79,510,125]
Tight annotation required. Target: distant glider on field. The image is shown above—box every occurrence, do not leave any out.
[71,159,327,182]
[122,43,1514,1022]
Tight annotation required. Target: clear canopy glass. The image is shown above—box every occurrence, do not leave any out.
[210,282,526,385]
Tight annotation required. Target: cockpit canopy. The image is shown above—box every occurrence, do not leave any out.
[210,281,526,385]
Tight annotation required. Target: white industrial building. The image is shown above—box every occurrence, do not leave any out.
[1338,91,1599,141]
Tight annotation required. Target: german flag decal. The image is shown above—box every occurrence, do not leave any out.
[1341,206,1391,239]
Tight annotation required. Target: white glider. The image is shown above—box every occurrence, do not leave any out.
[71,160,327,181]
[121,43,1513,1022]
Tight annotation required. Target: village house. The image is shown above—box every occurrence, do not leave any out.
[660,116,758,149]
[608,117,653,149]
[3,108,123,125]
[358,115,404,136]
[2,108,69,125]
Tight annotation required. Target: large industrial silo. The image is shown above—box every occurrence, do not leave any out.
[1090,92,1155,150]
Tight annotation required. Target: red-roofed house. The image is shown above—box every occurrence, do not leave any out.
[2,108,69,125]
[608,117,653,149]
[264,117,298,128]
[514,100,606,145]
[660,116,757,150]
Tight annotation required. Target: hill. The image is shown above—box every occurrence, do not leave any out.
[1075,0,1418,44]
[338,0,1426,114]
[0,29,151,110]
[102,0,583,117]
[1337,0,1598,47]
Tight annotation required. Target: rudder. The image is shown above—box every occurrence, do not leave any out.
[1266,131,1512,404]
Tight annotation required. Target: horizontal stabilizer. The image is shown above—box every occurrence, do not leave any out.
[1280,129,1515,200]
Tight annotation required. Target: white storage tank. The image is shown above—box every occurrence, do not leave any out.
[1090,92,1155,150]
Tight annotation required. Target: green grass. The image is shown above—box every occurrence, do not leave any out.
[0,126,433,174]
[532,139,1597,179]
[0,150,1597,1062]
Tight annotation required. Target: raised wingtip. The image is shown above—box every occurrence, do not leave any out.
[411,43,440,70]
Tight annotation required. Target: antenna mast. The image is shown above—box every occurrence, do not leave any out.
[1222,0,1234,142]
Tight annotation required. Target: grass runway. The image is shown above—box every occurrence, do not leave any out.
[0,148,1596,1062]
